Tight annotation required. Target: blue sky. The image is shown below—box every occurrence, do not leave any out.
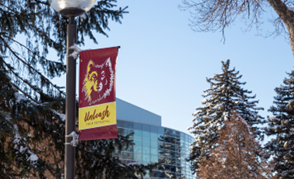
[52,0,294,136]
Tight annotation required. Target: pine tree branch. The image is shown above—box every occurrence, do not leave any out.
[0,3,19,14]
[1,57,64,103]
[0,36,65,96]
[10,83,38,104]
[2,34,64,66]
[0,2,47,16]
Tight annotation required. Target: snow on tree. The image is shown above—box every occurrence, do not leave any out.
[0,58,66,178]
[264,70,294,179]
[198,113,276,179]
[187,60,264,173]
[0,1,158,178]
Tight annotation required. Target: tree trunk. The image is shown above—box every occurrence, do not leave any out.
[286,24,294,57]
[267,0,294,57]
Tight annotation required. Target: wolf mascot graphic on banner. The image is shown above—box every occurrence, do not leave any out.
[82,58,114,104]
[78,47,118,141]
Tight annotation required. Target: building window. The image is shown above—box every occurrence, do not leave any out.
[143,139,150,147]
[133,130,142,138]
[134,153,142,161]
[151,125,158,133]
[142,124,151,132]
[142,147,150,154]
[143,154,150,162]
[142,131,150,139]
[134,122,142,130]
[117,119,195,179]
[134,138,142,146]
[150,133,157,140]
[150,140,158,148]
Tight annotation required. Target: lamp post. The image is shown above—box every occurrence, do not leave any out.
[49,1,96,178]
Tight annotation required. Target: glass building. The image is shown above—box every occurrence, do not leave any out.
[115,98,195,179]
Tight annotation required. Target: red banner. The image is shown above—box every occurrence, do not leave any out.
[78,47,118,141]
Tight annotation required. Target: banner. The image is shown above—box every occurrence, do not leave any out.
[78,47,118,141]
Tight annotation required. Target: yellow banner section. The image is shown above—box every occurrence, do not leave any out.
[79,102,116,130]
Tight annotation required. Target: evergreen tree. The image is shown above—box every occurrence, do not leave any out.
[198,113,276,179]
[0,0,158,178]
[264,70,294,179]
[187,60,264,173]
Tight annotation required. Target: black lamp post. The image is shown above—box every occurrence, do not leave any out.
[49,1,96,178]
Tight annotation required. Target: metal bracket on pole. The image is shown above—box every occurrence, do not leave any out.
[65,131,79,147]
[68,44,81,59]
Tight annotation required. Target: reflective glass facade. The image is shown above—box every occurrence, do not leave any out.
[116,120,195,179]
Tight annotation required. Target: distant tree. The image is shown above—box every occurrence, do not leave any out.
[264,70,294,179]
[187,60,264,173]
[0,0,158,178]
[180,0,294,57]
[198,113,276,179]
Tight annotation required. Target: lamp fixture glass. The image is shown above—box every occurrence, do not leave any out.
[49,0,96,17]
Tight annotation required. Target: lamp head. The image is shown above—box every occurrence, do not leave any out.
[49,0,96,17]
